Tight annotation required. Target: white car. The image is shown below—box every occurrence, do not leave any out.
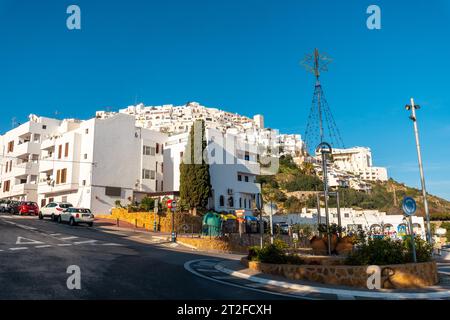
[39,202,73,221]
[58,208,94,227]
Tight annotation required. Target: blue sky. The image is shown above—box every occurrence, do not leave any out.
[0,0,449,200]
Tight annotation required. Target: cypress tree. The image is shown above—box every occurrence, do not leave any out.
[179,120,212,213]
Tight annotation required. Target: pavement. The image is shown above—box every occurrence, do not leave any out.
[1,213,449,300]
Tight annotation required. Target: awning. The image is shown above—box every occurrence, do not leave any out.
[245,216,258,221]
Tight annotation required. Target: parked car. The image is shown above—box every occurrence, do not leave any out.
[0,200,8,213]
[39,202,74,221]
[58,208,94,227]
[16,201,39,216]
[274,223,290,235]
[2,200,21,214]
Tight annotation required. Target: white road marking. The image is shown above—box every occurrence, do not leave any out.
[74,240,98,245]
[35,245,52,249]
[50,233,62,236]
[101,243,124,246]
[16,236,44,245]
[9,247,28,251]
[57,244,72,247]
[3,221,37,231]
[60,236,79,240]
[184,260,316,300]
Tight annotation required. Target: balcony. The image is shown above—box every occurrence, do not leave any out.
[39,157,56,173]
[12,162,39,177]
[38,182,79,196]
[14,142,41,157]
[11,183,38,196]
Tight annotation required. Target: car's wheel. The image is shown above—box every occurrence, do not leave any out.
[57,215,62,224]
[38,213,43,220]
[69,218,76,226]
[88,222,93,227]
[9,208,14,214]
[51,214,55,221]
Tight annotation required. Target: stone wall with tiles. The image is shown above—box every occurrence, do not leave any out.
[177,237,248,254]
[241,258,439,289]
[97,208,202,234]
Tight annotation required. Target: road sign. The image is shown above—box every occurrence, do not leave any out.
[402,197,417,217]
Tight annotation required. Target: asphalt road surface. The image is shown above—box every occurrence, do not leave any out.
[0,213,294,300]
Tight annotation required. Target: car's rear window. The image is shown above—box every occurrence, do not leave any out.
[23,202,37,206]
[60,203,73,208]
[75,209,91,213]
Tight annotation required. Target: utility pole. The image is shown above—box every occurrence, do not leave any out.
[405,98,432,244]
[317,142,333,256]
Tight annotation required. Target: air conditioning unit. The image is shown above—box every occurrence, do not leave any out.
[227,189,233,195]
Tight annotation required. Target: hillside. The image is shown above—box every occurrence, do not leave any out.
[257,156,450,219]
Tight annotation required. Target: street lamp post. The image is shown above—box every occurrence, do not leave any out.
[405,98,432,244]
[317,142,332,256]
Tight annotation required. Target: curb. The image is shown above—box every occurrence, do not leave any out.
[215,262,450,300]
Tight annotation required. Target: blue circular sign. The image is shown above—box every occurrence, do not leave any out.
[402,197,417,216]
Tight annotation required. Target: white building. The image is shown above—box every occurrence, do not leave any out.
[272,208,426,239]
[0,116,61,202]
[1,113,262,215]
[329,147,388,182]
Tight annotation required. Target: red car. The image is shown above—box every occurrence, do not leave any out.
[16,201,39,216]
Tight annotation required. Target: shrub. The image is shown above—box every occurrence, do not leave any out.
[345,236,433,266]
[402,236,433,263]
[140,197,155,212]
[247,241,304,265]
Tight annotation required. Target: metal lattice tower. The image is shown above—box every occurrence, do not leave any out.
[302,49,344,155]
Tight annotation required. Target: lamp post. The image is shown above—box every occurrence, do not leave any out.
[405,98,432,244]
[317,142,332,256]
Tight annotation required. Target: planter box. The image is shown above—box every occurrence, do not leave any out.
[241,258,439,289]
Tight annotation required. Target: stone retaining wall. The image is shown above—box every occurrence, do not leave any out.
[242,258,439,289]
[177,237,248,254]
[97,208,202,234]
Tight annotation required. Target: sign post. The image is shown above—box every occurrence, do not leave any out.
[153,199,159,232]
[167,199,177,243]
[402,197,417,263]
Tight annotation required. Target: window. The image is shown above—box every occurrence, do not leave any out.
[3,180,10,192]
[239,198,242,208]
[142,169,151,180]
[143,146,156,156]
[82,180,86,186]
[42,125,47,130]
[7,141,14,153]
[161,163,164,174]
[155,180,158,191]
[228,196,234,207]
[41,199,46,208]
[245,176,249,182]
[62,196,68,202]
[84,154,88,160]
[238,174,242,182]
[56,169,67,184]
[64,143,69,157]
[244,199,247,208]
[105,187,121,197]
[244,152,250,161]
[150,170,156,180]
[219,195,225,207]
[85,129,89,134]
[160,180,163,191]
[156,143,159,154]
[58,145,62,159]
[5,161,8,173]
[156,161,158,173]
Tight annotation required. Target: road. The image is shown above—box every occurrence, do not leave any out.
[0,213,294,300]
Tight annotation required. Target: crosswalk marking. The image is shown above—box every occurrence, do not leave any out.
[57,244,72,247]
[60,236,79,240]
[16,236,44,245]
[74,240,97,245]
[9,247,28,251]
[35,245,52,249]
